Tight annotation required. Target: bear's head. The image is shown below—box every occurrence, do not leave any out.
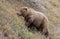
[17,7,28,17]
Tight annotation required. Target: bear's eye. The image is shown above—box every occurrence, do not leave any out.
[23,8,27,11]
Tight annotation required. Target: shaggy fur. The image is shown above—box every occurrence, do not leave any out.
[17,7,49,37]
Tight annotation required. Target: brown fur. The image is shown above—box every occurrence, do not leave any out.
[17,7,49,37]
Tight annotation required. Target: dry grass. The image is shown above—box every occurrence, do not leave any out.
[0,0,60,39]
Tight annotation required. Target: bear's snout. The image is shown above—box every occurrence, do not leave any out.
[17,13,21,16]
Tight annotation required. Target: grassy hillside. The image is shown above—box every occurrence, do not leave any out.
[0,0,44,39]
[0,0,60,39]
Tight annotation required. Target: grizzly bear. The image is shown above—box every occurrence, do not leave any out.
[17,7,49,37]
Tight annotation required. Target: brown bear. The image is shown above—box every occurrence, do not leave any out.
[17,7,49,37]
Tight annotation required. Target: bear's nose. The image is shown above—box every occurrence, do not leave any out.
[17,13,19,15]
